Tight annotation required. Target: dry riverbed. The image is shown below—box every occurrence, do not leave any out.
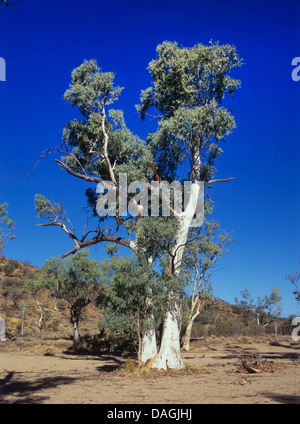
[0,336,299,404]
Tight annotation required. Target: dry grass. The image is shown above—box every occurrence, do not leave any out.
[117,358,209,378]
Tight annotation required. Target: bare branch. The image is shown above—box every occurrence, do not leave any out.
[206,177,235,184]
[58,233,134,260]
[37,220,81,249]
[55,159,103,184]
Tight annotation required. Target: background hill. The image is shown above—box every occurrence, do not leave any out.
[0,256,294,345]
[0,256,100,340]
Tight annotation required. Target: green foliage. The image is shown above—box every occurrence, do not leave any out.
[2,260,18,276]
[34,194,64,220]
[189,301,291,338]
[138,41,242,118]
[234,288,282,326]
[185,220,231,267]
[61,59,154,185]
[1,276,23,307]
[130,215,179,261]
[182,220,232,311]
[137,40,243,182]
[26,250,104,335]
[33,41,244,356]
[101,252,163,349]
[64,60,124,115]
[286,263,300,303]
[0,203,16,253]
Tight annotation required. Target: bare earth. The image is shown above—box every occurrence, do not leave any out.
[0,337,299,404]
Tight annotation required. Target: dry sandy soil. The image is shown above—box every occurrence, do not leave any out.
[0,336,299,404]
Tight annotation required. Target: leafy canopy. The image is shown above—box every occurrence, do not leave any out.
[0,203,16,253]
[61,59,153,185]
[137,40,243,182]
[27,249,104,324]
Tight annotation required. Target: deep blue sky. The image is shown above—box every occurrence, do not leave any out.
[0,0,299,316]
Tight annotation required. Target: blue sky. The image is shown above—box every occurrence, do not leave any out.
[0,0,299,316]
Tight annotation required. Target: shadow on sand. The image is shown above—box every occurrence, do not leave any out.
[0,371,75,404]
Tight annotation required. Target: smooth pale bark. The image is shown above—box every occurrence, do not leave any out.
[140,327,157,363]
[139,258,158,363]
[73,321,80,347]
[152,182,202,369]
[182,318,194,351]
[151,299,184,369]
[182,270,208,352]
[38,308,44,330]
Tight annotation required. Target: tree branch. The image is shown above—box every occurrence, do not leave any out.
[37,217,135,259]
[206,177,235,184]
[37,220,80,249]
[55,159,103,184]
[58,233,134,259]
[101,107,117,185]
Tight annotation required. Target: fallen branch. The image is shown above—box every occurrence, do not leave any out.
[242,359,263,374]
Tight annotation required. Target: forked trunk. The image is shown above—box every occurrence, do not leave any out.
[151,181,202,369]
[151,300,184,369]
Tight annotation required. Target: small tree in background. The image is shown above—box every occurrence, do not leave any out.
[26,249,103,346]
[0,203,16,254]
[286,263,300,304]
[234,288,282,328]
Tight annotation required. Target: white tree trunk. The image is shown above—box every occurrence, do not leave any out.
[140,327,157,363]
[151,300,184,369]
[138,259,158,363]
[38,308,44,330]
[151,181,202,369]
[182,318,194,351]
[73,321,80,347]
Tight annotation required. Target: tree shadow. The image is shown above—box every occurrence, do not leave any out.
[254,351,300,361]
[57,352,127,372]
[211,346,260,360]
[96,364,121,372]
[95,355,126,372]
[263,392,300,404]
[0,371,75,404]
[212,344,300,362]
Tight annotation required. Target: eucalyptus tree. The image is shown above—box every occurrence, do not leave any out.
[26,249,103,346]
[136,41,242,368]
[0,203,16,253]
[234,288,282,327]
[35,41,242,368]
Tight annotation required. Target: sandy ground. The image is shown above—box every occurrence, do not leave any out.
[0,337,299,404]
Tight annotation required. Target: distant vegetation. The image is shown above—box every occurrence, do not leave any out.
[0,255,294,351]
[0,203,16,254]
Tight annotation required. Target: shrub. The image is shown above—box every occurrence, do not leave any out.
[3,262,18,276]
